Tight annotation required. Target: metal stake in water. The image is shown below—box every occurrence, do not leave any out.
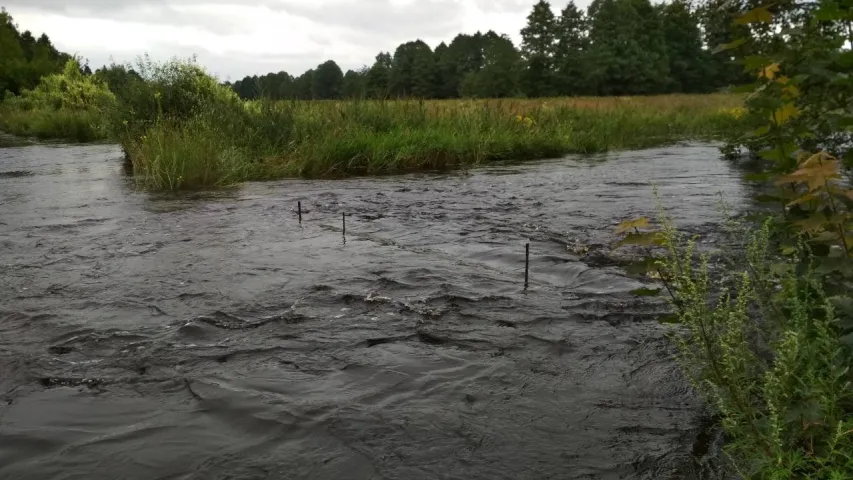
[524,242,530,289]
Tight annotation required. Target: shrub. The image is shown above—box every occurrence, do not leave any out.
[615,195,853,478]
[107,55,241,139]
[0,59,113,142]
[9,59,115,112]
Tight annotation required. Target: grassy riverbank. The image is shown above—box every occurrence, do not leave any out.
[0,59,744,190]
[121,94,744,190]
[0,107,107,143]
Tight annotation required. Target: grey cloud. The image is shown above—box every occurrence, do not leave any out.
[475,0,534,14]
[279,0,465,37]
[3,0,538,79]
[4,1,250,34]
[78,41,327,80]
[5,0,467,37]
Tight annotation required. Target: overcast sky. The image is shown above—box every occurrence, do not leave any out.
[1,0,568,81]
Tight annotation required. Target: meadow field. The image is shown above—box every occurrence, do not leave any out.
[118,94,745,190]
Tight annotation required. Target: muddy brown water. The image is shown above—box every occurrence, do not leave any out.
[0,142,752,480]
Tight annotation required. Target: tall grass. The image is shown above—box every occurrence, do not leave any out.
[0,107,108,143]
[124,94,745,190]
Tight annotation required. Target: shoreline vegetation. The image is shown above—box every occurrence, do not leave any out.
[0,68,746,190]
[0,0,751,191]
[0,80,746,189]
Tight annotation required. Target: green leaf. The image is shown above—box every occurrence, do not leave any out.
[742,55,773,72]
[713,38,747,54]
[735,6,773,25]
[794,212,827,233]
[820,260,853,278]
[771,103,799,124]
[838,51,853,69]
[658,314,680,324]
[749,125,771,137]
[616,217,649,234]
[759,148,790,163]
[631,287,661,297]
[617,232,665,247]
[814,4,843,22]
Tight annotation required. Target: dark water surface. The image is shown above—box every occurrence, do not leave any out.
[0,143,750,480]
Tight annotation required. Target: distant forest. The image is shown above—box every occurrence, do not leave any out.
[228,0,747,100]
[1,0,745,102]
[0,8,78,97]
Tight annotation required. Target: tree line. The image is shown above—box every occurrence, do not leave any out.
[2,0,746,102]
[228,0,748,100]
[0,8,79,97]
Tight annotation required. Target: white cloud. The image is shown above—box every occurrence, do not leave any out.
[2,0,583,80]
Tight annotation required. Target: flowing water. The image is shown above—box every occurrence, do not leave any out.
[0,141,752,480]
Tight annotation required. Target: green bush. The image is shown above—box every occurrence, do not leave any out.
[107,55,241,140]
[0,59,113,142]
[615,202,853,478]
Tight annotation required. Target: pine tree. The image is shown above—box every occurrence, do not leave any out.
[586,0,671,95]
[520,0,558,97]
[554,1,589,96]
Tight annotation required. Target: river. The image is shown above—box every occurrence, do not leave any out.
[0,141,750,479]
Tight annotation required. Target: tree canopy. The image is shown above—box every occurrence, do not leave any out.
[0,8,74,97]
[225,0,742,100]
[2,1,747,102]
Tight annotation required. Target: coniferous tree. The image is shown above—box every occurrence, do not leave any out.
[520,0,558,96]
[554,1,589,96]
[586,0,671,95]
